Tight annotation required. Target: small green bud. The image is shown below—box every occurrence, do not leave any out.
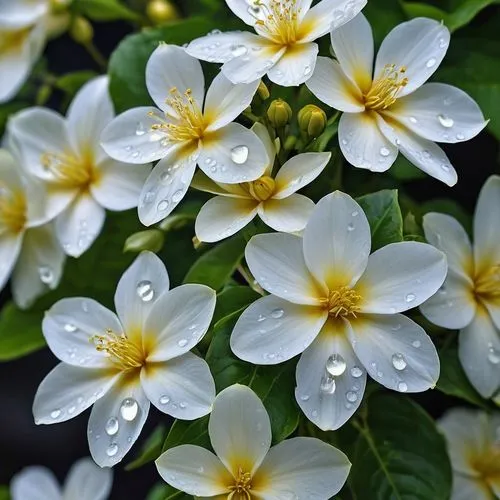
[70,16,93,45]
[257,81,270,101]
[146,0,179,24]
[124,229,165,253]
[298,104,327,139]
[267,99,292,128]
[50,0,71,13]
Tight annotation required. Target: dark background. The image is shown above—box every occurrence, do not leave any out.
[0,3,499,499]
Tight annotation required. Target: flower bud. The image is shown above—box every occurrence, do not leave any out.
[146,0,179,24]
[248,176,276,202]
[70,16,93,45]
[267,99,292,128]
[124,229,165,254]
[257,81,270,101]
[50,0,71,13]
[298,104,327,139]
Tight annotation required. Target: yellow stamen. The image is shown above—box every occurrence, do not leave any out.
[323,286,362,318]
[91,329,145,370]
[475,264,500,299]
[251,0,301,45]
[41,151,96,189]
[0,27,31,53]
[471,444,500,481]
[364,64,408,111]
[228,467,252,500]
[243,175,276,202]
[0,186,26,234]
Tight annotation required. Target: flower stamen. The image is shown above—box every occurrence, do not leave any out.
[323,286,362,318]
[0,185,26,234]
[228,467,252,500]
[242,175,276,202]
[364,64,408,111]
[252,0,301,45]
[92,329,144,370]
[41,151,95,189]
[475,264,500,299]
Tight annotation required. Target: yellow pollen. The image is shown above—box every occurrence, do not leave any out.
[0,186,26,234]
[91,330,144,370]
[0,27,31,53]
[252,0,301,45]
[471,444,500,481]
[323,286,362,318]
[243,175,276,202]
[475,264,500,299]
[228,467,252,500]
[150,87,205,144]
[364,64,409,111]
[41,151,95,189]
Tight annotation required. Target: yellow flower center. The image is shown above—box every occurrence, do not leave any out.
[151,87,206,144]
[323,286,362,318]
[0,187,27,234]
[0,27,31,53]
[41,151,96,189]
[364,64,409,111]
[251,0,302,45]
[471,445,500,482]
[228,467,253,500]
[92,329,145,370]
[243,175,276,202]
[475,264,500,300]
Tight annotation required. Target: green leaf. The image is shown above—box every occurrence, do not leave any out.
[420,198,473,235]
[146,483,190,500]
[73,0,140,21]
[0,485,10,500]
[346,393,452,500]
[183,235,247,291]
[213,286,260,325]
[206,313,300,442]
[55,70,98,95]
[389,155,427,181]
[109,18,215,112]
[162,415,211,453]
[365,0,407,44]
[356,190,404,250]
[126,425,167,471]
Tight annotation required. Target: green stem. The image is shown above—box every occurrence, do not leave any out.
[84,42,107,70]
[237,264,265,296]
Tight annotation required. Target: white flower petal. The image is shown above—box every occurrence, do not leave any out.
[55,193,105,258]
[252,122,276,168]
[230,295,327,365]
[91,158,150,211]
[0,232,22,291]
[254,437,350,499]
[33,363,118,424]
[295,319,366,431]
[459,306,500,398]
[199,122,267,183]
[359,241,447,314]
[259,195,314,233]
[209,384,272,476]
[225,0,263,25]
[67,76,114,160]
[377,116,458,186]
[140,352,215,420]
[303,191,371,289]
[330,13,374,93]
[246,233,326,305]
[63,457,113,500]
[389,83,487,143]
[339,112,398,172]
[42,297,123,368]
[267,43,318,86]
[138,150,197,226]
[11,225,65,310]
[195,196,258,243]
[306,57,365,112]
[191,170,246,197]
[349,313,440,392]
[420,274,476,330]
[204,73,259,132]
[145,284,216,362]
[146,44,205,113]
[451,474,493,500]
[100,106,170,164]
[11,467,61,500]
[473,175,500,273]
[375,18,450,97]
[88,375,150,467]
[114,251,170,335]
[156,445,231,496]
[273,152,330,199]
[0,148,23,190]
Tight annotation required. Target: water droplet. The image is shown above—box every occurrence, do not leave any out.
[157,199,169,212]
[405,293,416,303]
[351,366,363,378]
[271,308,284,319]
[311,409,318,418]
[347,222,355,232]
[257,314,266,322]
[320,373,336,394]
[64,323,77,333]
[231,145,249,164]
[172,190,184,203]
[392,353,407,371]
[422,150,432,159]
[159,395,170,405]
[178,338,188,348]
[197,466,205,473]
[106,443,119,457]
[426,58,437,68]
[105,417,119,436]
[39,266,54,284]
[346,391,358,403]
[50,409,61,419]
[438,114,454,128]
[136,280,154,302]
[439,38,447,48]
[136,122,146,136]
[304,65,312,76]
[120,398,139,421]
[326,354,347,377]
[380,147,391,157]
[230,44,248,57]
[351,210,359,217]
[299,394,310,401]
[456,133,465,140]
[398,381,408,392]
[132,151,140,159]
[488,345,500,364]
[409,116,418,124]
[412,340,421,348]
[179,401,187,409]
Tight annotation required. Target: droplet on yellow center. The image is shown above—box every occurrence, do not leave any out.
[247,176,275,202]
[92,330,145,370]
[324,286,362,318]
[475,264,500,299]
[0,188,26,234]
[364,64,409,111]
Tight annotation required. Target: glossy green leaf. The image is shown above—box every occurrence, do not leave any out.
[346,393,452,500]
[390,155,427,181]
[357,190,404,250]
[365,0,407,44]
[146,483,190,500]
[126,425,168,471]
[109,18,215,112]
[55,70,98,95]
[73,0,140,21]
[213,286,260,325]
[162,415,210,453]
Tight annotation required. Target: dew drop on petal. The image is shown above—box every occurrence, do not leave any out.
[351,366,363,378]
[172,190,184,203]
[106,443,119,457]
[157,199,169,212]
[50,409,61,419]
[412,340,421,348]
[105,417,119,436]
[320,373,336,394]
[64,323,77,333]
[271,308,284,319]
[326,354,347,377]
[120,398,139,421]
[392,353,407,371]
[177,338,188,348]
[426,58,437,68]
[136,280,154,302]
[346,391,358,403]
[136,122,146,136]
[405,293,416,303]
[438,114,454,128]
[231,145,249,164]
[398,381,408,392]
[159,395,170,405]
[487,344,500,364]
[39,266,54,284]
[380,147,391,157]
[230,44,248,57]
[347,222,355,232]
[299,394,310,401]
[409,116,418,124]
[456,133,465,140]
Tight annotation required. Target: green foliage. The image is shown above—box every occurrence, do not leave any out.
[162,415,211,453]
[126,425,168,471]
[73,0,140,21]
[146,483,190,500]
[0,485,9,500]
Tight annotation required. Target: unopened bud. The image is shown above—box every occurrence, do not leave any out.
[70,16,93,44]
[248,176,276,202]
[257,81,270,100]
[124,229,165,253]
[146,0,179,24]
[298,104,327,139]
[267,99,292,128]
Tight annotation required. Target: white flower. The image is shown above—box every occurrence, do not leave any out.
[7,75,150,257]
[193,123,330,242]
[156,384,351,499]
[33,251,217,467]
[439,408,500,500]
[11,457,113,500]
[231,191,445,431]
[306,14,487,186]
[186,0,367,87]
[420,176,500,399]
[0,148,65,309]
[100,44,269,226]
